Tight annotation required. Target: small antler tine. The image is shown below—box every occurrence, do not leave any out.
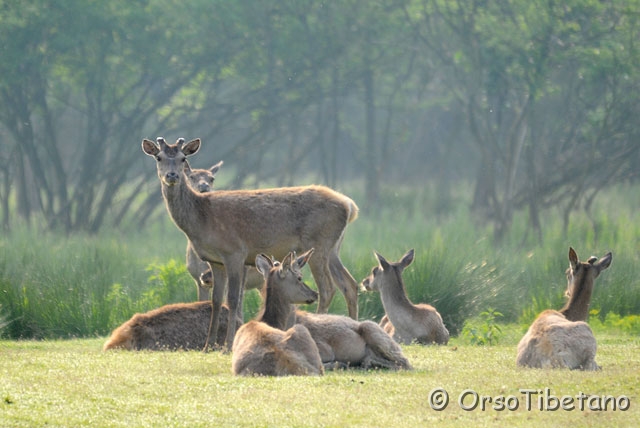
[156,137,167,149]
[176,137,185,148]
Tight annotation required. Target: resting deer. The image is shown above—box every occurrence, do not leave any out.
[142,137,360,350]
[361,249,449,345]
[294,310,412,370]
[102,302,242,351]
[516,247,612,370]
[232,250,323,376]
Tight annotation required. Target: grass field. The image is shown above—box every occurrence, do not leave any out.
[1,328,638,427]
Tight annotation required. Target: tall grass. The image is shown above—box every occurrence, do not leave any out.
[0,183,638,339]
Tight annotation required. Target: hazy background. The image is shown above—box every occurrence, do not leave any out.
[1,0,638,239]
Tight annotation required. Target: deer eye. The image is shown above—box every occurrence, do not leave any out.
[155,156,161,161]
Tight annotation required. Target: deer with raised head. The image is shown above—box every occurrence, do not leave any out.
[102,301,242,351]
[516,247,612,370]
[142,137,360,350]
[231,250,323,376]
[361,249,449,345]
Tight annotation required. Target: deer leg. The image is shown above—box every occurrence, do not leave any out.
[204,262,225,351]
[224,259,245,351]
[308,254,336,314]
[329,251,359,320]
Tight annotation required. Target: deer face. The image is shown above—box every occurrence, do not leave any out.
[361,249,415,292]
[564,247,613,298]
[256,250,318,305]
[186,161,223,193]
[142,137,201,187]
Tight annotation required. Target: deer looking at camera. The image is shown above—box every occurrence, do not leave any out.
[142,137,360,351]
[361,249,449,345]
[516,247,612,370]
[183,160,263,308]
[231,250,323,376]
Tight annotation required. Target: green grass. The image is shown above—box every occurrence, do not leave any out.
[0,183,639,340]
[1,328,638,427]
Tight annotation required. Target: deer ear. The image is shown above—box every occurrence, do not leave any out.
[594,252,612,272]
[142,139,160,156]
[568,247,579,270]
[255,254,273,277]
[295,248,314,269]
[182,138,201,156]
[210,160,223,175]
[399,249,415,269]
[374,251,390,271]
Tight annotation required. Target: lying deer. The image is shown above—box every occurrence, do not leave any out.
[143,137,360,350]
[232,250,324,376]
[361,249,449,345]
[102,302,242,351]
[516,247,612,370]
[294,310,413,370]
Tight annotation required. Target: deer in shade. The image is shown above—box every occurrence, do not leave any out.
[142,137,360,350]
[516,247,612,370]
[231,250,323,376]
[361,249,449,345]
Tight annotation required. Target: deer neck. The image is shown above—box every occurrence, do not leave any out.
[559,276,594,322]
[160,171,211,238]
[379,270,414,318]
[258,281,294,331]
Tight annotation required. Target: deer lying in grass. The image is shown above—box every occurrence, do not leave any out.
[142,137,360,350]
[232,250,324,376]
[361,249,449,345]
[294,310,412,370]
[102,302,242,351]
[516,247,612,370]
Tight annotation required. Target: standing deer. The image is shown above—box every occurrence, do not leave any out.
[232,250,323,376]
[516,247,612,370]
[184,160,263,309]
[102,301,242,351]
[142,137,360,350]
[184,160,224,301]
[361,249,449,345]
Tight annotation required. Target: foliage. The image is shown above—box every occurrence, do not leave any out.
[461,308,504,346]
[0,183,638,340]
[0,0,638,238]
[589,310,640,336]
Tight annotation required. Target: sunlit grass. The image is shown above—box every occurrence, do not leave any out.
[0,331,638,427]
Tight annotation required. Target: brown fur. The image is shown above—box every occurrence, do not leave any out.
[143,137,360,350]
[516,247,612,370]
[231,251,324,376]
[102,301,241,351]
[295,310,412,370]
[361,249,449,345]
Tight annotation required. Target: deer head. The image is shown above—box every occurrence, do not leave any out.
[142,137,201,186]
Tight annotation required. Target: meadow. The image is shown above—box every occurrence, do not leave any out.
[1,329,638,427]
[0,182,639,426]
